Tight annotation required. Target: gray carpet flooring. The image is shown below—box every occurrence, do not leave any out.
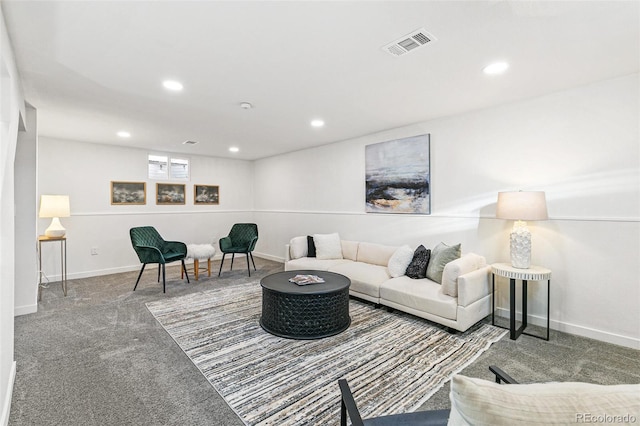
[9,258,640,425]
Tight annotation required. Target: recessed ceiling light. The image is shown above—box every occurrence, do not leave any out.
[162,80,183,91]
[483,62,509,75]
[116,131,131,138]
[311,119,325,128]
[229,147,239,153]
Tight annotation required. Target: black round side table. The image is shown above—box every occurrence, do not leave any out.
[260,270,351,339]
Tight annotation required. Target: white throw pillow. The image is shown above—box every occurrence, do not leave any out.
[449,374,640,426]
[313,233,343,260]
[387,245,414,278]
[289,236,308,260]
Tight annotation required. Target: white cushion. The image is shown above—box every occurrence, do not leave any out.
[441,253,486,297]
[186,244,216,260]
[387,245,414,278]
[380,276,457,320]
[356,242,398,266]
[285,257,352,272]
[449,374,640,426]
[329,262,391,299]
[313,233,344,260]
[289,236,308,260]
[341,240,359,261]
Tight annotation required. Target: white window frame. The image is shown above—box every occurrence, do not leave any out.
[148,154,190,181]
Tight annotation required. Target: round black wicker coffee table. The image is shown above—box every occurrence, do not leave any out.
[260,270,351,339]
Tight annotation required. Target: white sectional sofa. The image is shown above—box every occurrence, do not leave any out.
[285,236,492,332]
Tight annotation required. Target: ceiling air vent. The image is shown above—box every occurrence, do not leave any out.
[182,140,199,145]
[382,28,436,57]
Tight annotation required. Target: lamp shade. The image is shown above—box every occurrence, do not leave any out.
[39,195,70,218]
[496,191,548,221]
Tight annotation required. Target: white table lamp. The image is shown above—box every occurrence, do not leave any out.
[39,195,70,238]
[496,191,548,269]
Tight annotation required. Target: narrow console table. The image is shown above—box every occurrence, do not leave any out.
[38,235,67,301]
[491,263,551,341]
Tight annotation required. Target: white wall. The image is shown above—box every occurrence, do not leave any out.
[31,137,254,301]
[0,6,25,425]
[14,104,37,316]
[27,75,640,351]
[254,74,640,349]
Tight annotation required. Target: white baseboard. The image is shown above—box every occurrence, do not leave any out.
[1,361,16,426]
[13,304,37,317]
[253,251,284,263]
[47,252,282,282]
[494,307,639,350]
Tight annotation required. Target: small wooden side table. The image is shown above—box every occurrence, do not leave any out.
[491,263,551,341]
[38,235,67,301]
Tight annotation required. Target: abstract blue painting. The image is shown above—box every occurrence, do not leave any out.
[365,134,430,214]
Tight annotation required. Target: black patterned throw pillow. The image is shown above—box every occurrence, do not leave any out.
[307,235,317,258]
[405,245,431,279]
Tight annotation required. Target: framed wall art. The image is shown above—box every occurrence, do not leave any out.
[365,134,430,214]
[156,183,186,205]
[111,181,146,205]
[194,185,219,205]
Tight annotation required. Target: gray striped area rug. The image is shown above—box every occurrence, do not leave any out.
[146,282,506,425]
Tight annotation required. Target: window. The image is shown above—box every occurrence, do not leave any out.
[148,154,190,180]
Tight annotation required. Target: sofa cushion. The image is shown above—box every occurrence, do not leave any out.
[356,242,398,267]
[330,262,391,299]
[285,257,352,271]
[388,245,414,278]
[380,276,457,320]
[449,374,640,426]
[341,240,359,261]
[406,245,431,279]
[426,242,461,284]
[289,236,308,260]
[313,233,343,260]
[442,253,486,297]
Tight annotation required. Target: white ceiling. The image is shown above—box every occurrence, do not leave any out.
[2,1,639,160]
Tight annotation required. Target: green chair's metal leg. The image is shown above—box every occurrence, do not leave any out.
[134,264,147,291]
[181,259,190,283]
[218,253,226,276]
[162,264,166,293]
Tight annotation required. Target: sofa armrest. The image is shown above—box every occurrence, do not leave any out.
[442,253,486,297]
[457,265,491,307]
[285,244,292,262]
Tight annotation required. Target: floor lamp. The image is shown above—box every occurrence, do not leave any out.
[496,191,548,269]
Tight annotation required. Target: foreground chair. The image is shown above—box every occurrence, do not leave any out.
[338,366,516,426]
[130,226,189,293]
[218,223,258,277]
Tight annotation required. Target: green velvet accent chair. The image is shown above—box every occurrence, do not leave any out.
[130,226,189,293]
[218,223,259,277]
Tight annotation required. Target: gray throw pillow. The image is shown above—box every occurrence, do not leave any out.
[426,242,461,284]
[405,245,431,279]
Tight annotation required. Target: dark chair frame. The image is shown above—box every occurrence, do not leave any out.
[338,366,517,426]
[218,223,259,277]
[130,226,190,293]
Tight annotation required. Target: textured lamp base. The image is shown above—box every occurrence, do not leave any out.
[44,217,66,238]
[510,220,531,269]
